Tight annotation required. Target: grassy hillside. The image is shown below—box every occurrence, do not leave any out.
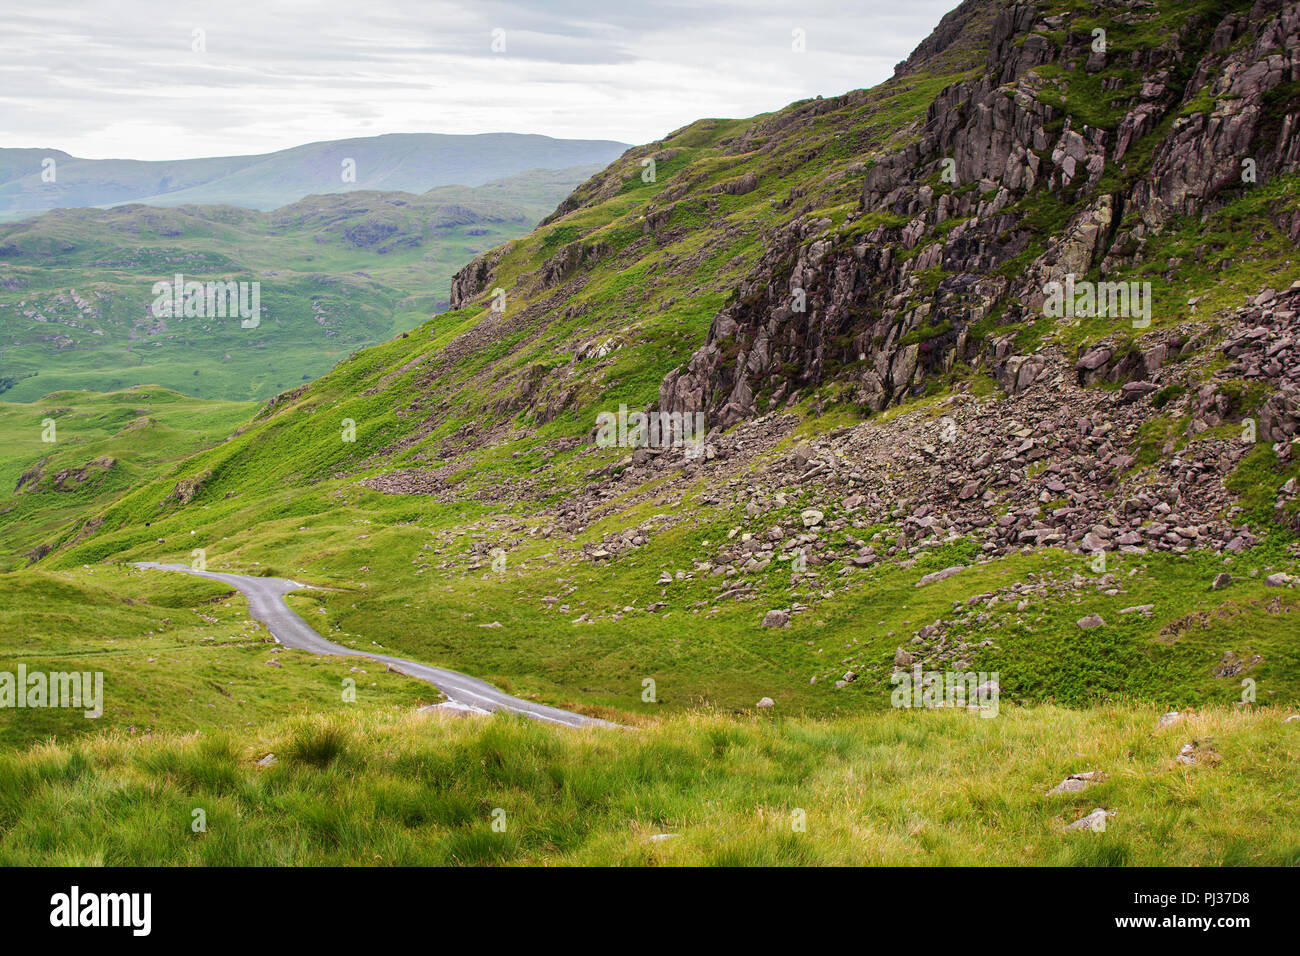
[22,0,1298,722]
[30,479,1300,719]
[0,387,254,571]
[0,567,433,750]
[0,167,604,402]
[1,704,1296,865]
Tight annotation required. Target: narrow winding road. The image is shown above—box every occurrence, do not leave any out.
[132,562,616,729]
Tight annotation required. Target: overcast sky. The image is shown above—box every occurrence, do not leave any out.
[2,0,959,160]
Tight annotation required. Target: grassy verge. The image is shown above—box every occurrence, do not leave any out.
[0,566,434,749]
[1,704,1296,865]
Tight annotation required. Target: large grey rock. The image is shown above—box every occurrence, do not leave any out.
[1048,771,1105,796]
[916,565,965,587]
[800,508,825,528]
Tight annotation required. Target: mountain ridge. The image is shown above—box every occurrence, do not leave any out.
[0,133,631,219]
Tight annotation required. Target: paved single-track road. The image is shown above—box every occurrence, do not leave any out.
[133,562,617,728]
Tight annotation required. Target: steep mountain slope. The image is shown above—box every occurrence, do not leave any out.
[0,166,605,401]
[17,0,1300,721]
[0,134,630,218]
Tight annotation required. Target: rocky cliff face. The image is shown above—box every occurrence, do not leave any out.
[657,0,1300,432]
[448,245,506,309]
[422,0,1300,573]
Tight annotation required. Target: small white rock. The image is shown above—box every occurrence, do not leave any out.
[1064,808,1115,832]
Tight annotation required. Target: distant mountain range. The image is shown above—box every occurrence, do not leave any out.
[0,133,629,219]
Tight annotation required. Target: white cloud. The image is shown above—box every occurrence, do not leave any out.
[0,0,959,158]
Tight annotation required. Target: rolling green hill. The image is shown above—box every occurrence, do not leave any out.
[0,166,606,402]
[0,387,254,571]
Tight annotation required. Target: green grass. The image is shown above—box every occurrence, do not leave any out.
[0,387,254,571]
[0,703,1295,865]
[28,461,1299,724]
[3,0,1299,869]
[0,565,433,750]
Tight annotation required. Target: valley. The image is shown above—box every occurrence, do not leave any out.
[3,0,1300,870]
[0,166,615,401]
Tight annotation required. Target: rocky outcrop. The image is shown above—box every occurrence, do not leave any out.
[449,245,510,310]
[537,239,611,290]
[659,1,1300,433]
[1132,0,1300,231]
[14,458,48,493]
[170,470,210,505]
[48,457,116,492]
[664,286,1300,583]
[893,0,993,79]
